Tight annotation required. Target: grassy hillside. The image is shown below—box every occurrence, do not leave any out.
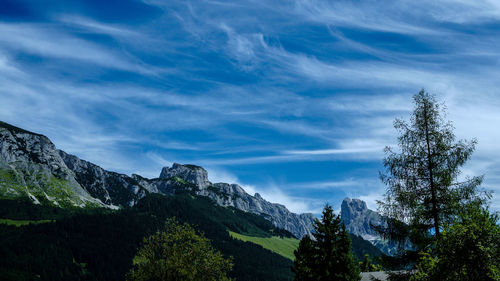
[0,165,95,208]
[229,230,300,260]
[229,230,383,262]
[0,218,54,227]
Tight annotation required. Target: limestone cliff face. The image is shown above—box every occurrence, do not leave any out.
[341,198,383,240]
[203,183,315,238]
[160,163,210,188]
[59,151,148,207]
[0,122,101,207]
[159,163,315,238]
[341,197,398,255]
[0,121,315,238]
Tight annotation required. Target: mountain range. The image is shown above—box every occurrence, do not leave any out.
[0,120,392,253]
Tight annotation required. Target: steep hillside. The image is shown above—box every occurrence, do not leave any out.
[229,231,300,260]
[0,122,103,207]
[229,230,383,262]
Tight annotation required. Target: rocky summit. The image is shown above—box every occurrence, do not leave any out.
[341,198,383,241]
[160,163,211,188]
[158,163,315,238]
[0,121,398,245]
[341,197,398,255]
[0,121,314,238]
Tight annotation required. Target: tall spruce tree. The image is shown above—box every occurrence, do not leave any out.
[293,204,360,281]
[379,90,486,243]
[377,91,491,281]
[293,235,316,281]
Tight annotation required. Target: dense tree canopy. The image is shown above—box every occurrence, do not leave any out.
[0,194,296,281]
[411,203,500,281]
[293,204,360,281]
[127,218,233,281]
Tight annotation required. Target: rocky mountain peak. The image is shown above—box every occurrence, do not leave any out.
[1,122,315,238]
[159,163,210,188]
[341,197,368,222]
[156,163,314,238]
[341,197,400,255]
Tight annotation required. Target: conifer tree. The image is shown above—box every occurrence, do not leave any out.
[379,90,486,243]
[293,204,360,281]
[378,90,491,280]
[293,235,316,281]
[359,254,381,272]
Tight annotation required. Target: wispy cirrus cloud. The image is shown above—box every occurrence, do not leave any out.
[285,147,381,156]
[0,23,154,73]
[58,15,142,38]
[1,0,499,212]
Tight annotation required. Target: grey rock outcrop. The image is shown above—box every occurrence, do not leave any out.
[159,163,315,238]
[59,151,148,207]
[341,198,383,241]
[204,183,315,238]
[0,122,101,206]
[341,197,398,255]
[160,163,210,188]
[0,121,315,238]
[206,184,315,238]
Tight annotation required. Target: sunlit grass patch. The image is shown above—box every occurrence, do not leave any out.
[229,230,299,260]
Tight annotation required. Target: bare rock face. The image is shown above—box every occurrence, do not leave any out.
[204,185,315,238]
[59,151,148,207]
[0,122,101,207]
[197,181,314,238]
[341,198,382,239]
[341,197,398,255]
[158,163,315,238]
[160,163,210,188]
[0,121,315,238]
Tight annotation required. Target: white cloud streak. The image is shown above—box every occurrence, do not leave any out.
[0,23,161,75]
[2,0,500,211]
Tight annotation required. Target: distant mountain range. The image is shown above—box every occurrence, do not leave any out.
[0,121,315,238]
[0,120,393,253]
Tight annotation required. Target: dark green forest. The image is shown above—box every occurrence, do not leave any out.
[0,193,381,281]
[0,194,295,281]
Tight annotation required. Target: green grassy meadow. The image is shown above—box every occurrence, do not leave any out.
[0,218,54,227]
[229,231,300,260]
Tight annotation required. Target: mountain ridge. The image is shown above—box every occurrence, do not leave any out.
[1,121,393,253]
[0,121,314,238]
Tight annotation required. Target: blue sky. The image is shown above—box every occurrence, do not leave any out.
[1,0,500,214]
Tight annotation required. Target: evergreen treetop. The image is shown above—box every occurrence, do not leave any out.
[379,90,487,244]
[293,204,360,281]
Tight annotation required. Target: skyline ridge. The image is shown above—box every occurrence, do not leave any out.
[1,0,499,214]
